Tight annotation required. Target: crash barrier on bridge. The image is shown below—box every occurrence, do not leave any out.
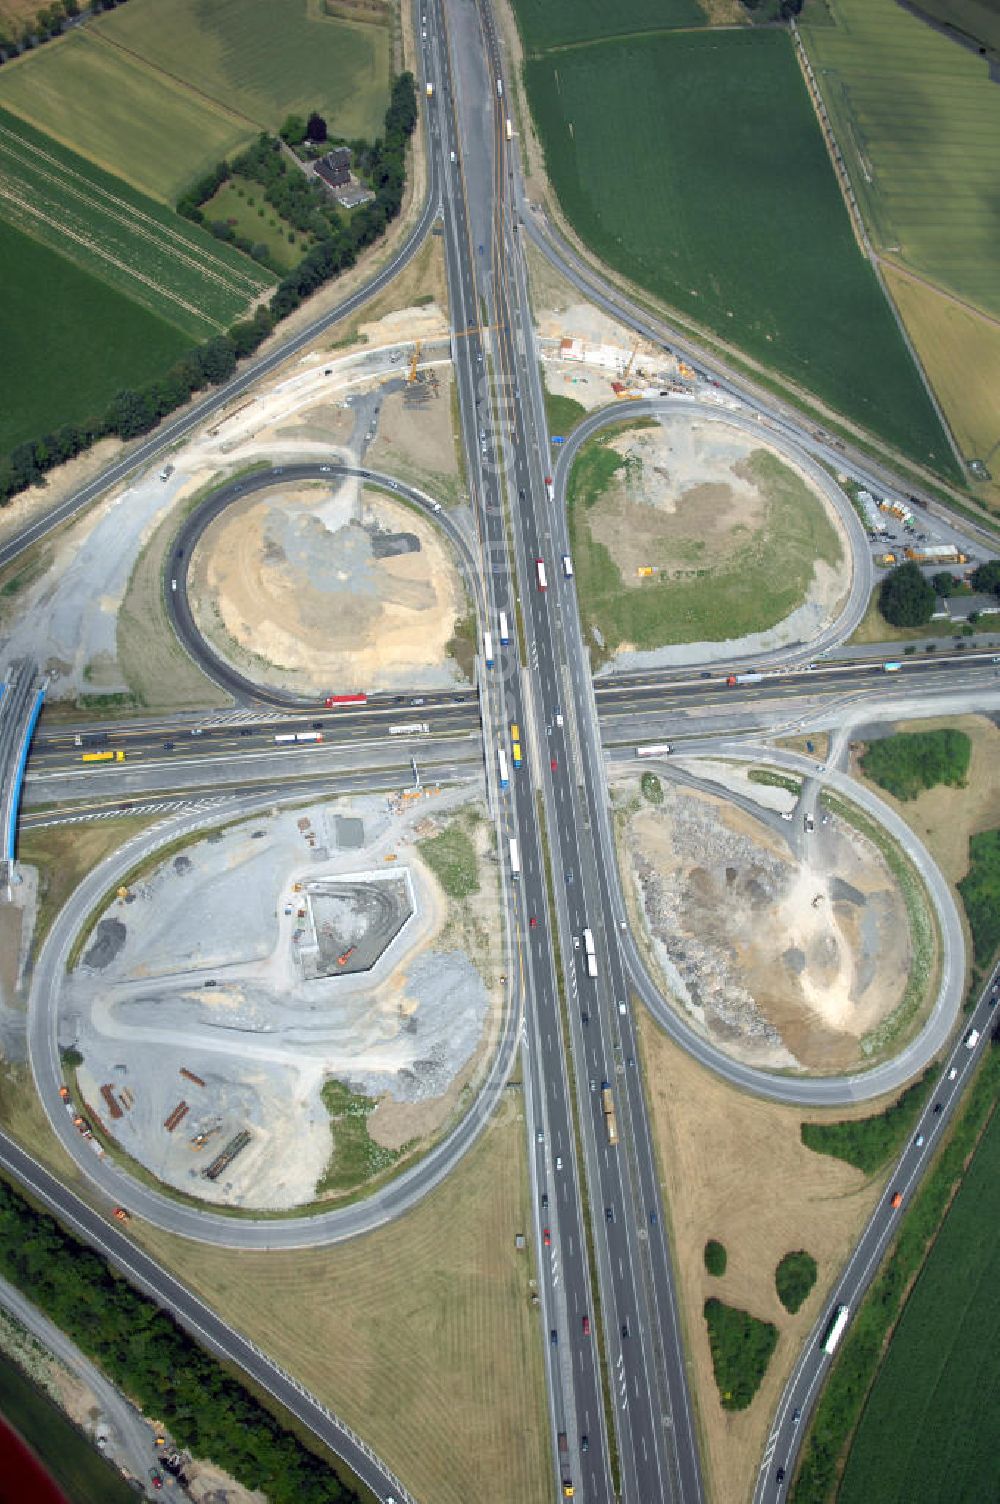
[4,684,44,863]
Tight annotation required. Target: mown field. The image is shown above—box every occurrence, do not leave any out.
[512,0,707,53]
[0,109,272,339]
[881,267,1000,509]
[201,174,310,274]
[0,217,191,454]
[94,0,390,143]
[0,30,254,203]
[568,430,843,658]
[138,1105,550,1504]
[836,1105,1000,1504]
[524,28,957,475]
[801,0,1000,320]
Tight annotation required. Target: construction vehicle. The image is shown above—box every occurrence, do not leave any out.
[557,1431,575,1497]
[112,1206,130,1223]
[337,947,355,967]
[408,340,421,383]
[677,360,695,380]
[875,553,897,568]
[904,544,967,565]
[601,1082,619,1147]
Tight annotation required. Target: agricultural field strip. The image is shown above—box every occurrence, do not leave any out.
[0,183,221,330]
[0,125,267,294]
[0,129,266,330]
[88,26,265,131]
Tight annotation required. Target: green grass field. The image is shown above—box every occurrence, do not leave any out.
[0,30,254,203]
[525,27,958,476]
[0,217,191,453]
[512,0,706,54]
[0,109,271,338]
[201,174,310,274]
[568,431,842,657]
[94,0,390,141]
[837,1106,1000,1504]
[801,0,1000,320]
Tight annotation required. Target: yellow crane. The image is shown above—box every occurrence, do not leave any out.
[408,340,422,383]
[622,339,640,383]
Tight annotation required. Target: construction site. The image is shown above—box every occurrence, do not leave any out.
[57,787,503,1210]
[616,764,920,1073]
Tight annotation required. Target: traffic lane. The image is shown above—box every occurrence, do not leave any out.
[515,503,668,1493]
[0,1134,409,1504]
[23,736,478,806]
[754,972,1000,1501]
[0,138,442,576]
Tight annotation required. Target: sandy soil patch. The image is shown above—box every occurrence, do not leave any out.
[189,482,467,694]
[637,1010,886,1504]
[619,775,910,1071]
[366,366,463,505]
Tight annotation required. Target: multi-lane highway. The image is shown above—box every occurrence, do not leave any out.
[0,2,997,1503]
[752,964,1000,1501]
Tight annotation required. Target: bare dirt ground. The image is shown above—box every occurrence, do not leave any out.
[189,482,467,694]
[618,772,910,1071]
[637,1009,886,1504]
[366,365,464,506]
[61,787,504,1209]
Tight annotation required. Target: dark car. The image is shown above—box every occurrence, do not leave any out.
[934,1101,943,1114]
[550,1329,558,1347]
[162,741,174,750]
[581,1434,589,1453]
[621,1320,630,1339]
[605,1205,614,1223]
[239,727,253,736]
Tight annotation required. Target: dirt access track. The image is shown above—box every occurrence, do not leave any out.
[60,789,500,1210]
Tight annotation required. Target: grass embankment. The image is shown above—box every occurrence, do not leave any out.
[317,1080,405,1195]
[859,729,971,802]
[775,1250,817,1314]
[524,25,957,476]
[958,828,1000,971]
[747,768,802,795]
[819,793,937,1058]
[792,1047,1000,1504]
[801,1066,936,1176]
[418,821,480,899]
[568,430,842,660]
[542,391,586,439]
[18,817,161,964]
[0,1347,136,1504]
[703,1298,778,1411]
[138,1105,550,1504]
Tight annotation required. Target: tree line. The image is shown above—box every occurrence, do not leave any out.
[0,71,417,507]
[0,1177,361,1502]
[0,0,135,60]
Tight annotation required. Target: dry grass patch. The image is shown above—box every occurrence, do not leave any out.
[117,487,231,711]
[776,732,830,762]
[0,1063,85,1188]
[18,816,162,962]
[636,1009,887,1503]
[851,713,1000,979]
[324,232,449,350]
[135,1103,549,1504]
[883,265,1000,513]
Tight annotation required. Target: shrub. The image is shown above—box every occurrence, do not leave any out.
[640,771,663,804]
[801,1066,935,1175]
[775,1250,817,1313]
[878,561,935,627]
[859,728,970,801]
[958,828,1000,967]
[704,1239,727,1277]
[703,1298,778,1410]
